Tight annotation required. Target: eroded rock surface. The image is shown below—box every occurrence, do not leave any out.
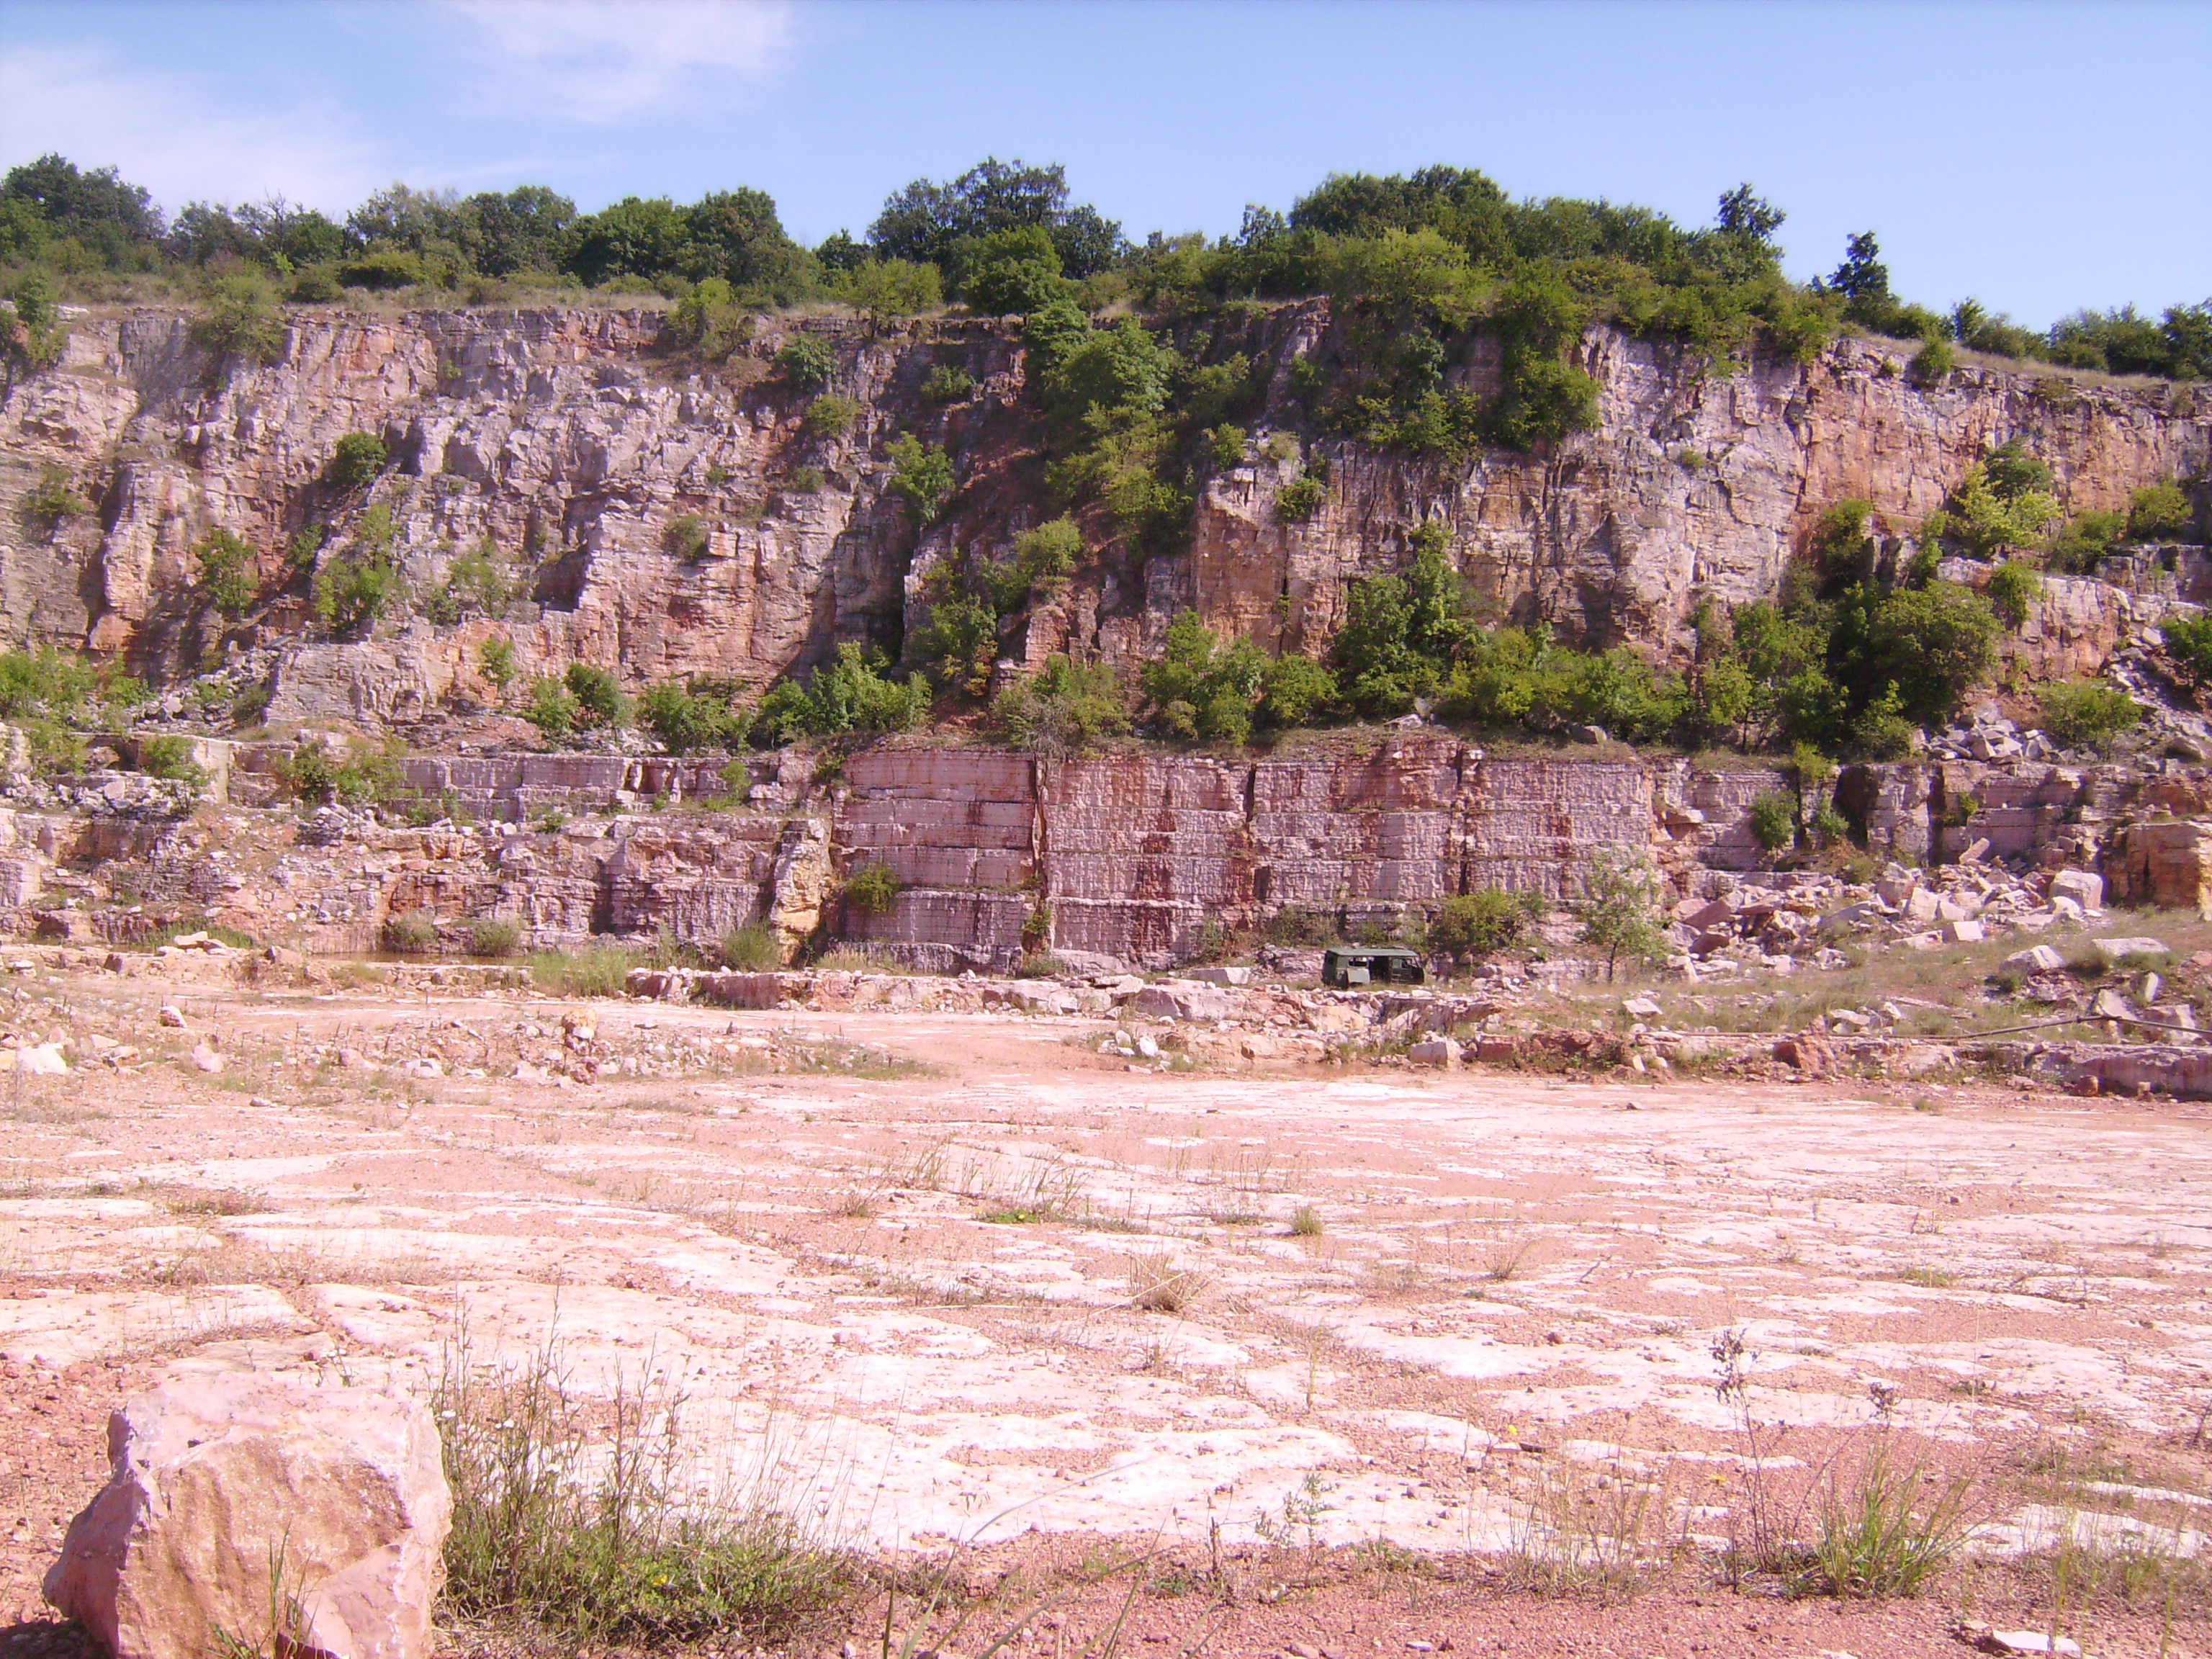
[45,1372,449,1659]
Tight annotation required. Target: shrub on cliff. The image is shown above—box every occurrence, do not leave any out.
[1574,848,1666,981]
[23,462,90,529]
[804,395,859,439]
[842,860,902,916]
[563,664,626,728]
[313,544,398,636]
[192,271,282,364]
[2128,480,2194,541]
[639,679,750,754]
[774,336,835,389]
[1430,889,1545,966]
[526,678,579,740]
[196,528,256,618]
[886,434,955,525]
[1986,561,2041,629]
[2036,681,2142,753]
[990,655,1130,758]
[327,433,388,490]
[1143,611,1264,742]
[830,256,942,327]
[1748,791,1796,854]
[754,644,928,745]
[2161,614,2212,684]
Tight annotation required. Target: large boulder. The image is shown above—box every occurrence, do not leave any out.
[46,1374,450,1659]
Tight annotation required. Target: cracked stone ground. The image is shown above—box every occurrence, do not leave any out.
[2,959,2208,1656]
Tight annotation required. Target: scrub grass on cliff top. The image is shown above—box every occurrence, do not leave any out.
[436,1338,854,1647]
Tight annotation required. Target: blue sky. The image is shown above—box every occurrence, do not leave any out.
[2,0,2205,328]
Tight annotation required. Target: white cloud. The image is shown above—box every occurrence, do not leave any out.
[439,0,798,125]
[0,42,385,215]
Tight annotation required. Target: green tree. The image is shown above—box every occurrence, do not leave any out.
[1987,561,2041,630]
[990,655,1130,757]
[197,528,256,617]
[563,663,626,728]
[2128,481,2193,541]
[193,271,282,364]
[886,434,956,526]
[1574,848,1667,981]
[526,678,578,740]
[1430,889,1545,967]
[2036,680,2142,753]
[328,432,388,490]
[775,336,835,389]
[477,637,517,688]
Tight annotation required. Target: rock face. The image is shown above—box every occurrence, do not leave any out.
[45,1374,450,1659]
[2,305,2204,723]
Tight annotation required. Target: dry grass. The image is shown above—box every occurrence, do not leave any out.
[1127,1256,1210,1313]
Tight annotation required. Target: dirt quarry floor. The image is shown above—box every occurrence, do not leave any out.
[4,955,2211,1658]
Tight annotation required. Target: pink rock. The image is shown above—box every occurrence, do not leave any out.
[45,1374,450,1659]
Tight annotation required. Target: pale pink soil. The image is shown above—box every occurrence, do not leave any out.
[2,956,2208,1656]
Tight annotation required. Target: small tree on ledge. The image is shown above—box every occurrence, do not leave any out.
[1575,847,1668,981]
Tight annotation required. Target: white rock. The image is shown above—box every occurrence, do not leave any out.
[1408,1038,1461,1068]
[2097,935,2170,959]
[1984,1634,2082,1657]
[189,1043,223,1074]
[45,1373,451,1659]
[1941,919,1985,944]
[2048,869,2104,912]
[157,1006,186,1028]
[2000,945,2067,975]
[1622,996,1663,1019]
[2,1042,70,1075]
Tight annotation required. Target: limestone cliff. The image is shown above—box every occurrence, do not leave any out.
[1,303,2205,724]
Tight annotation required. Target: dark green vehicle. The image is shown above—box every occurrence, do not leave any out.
[1321,945,1426,988]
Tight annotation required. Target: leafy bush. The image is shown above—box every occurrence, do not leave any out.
[663,513,710,559]
[563,664,626,727]
[1276,471,1326,523]
[314,554,398,636]
[477,637,517,688]
[1013,516,1083,590]
[328,432,388,490]
[989,655,1130,757]
[886,434,955,525]
[786,465,824,494]
[921,364,974,402]
[2128,480,2193,541]
[195,529,256,617]
[137,735,204,785]
[638,679,750,753]
[192,272,282,363]
[525,678,579,739]
[1256,654,1338,729]
[337,248,427,290]
[1575,848,1666,981]
[1833,580,1999,726]
[1430,889,1545,963]
[720,920,781,969]
[23,463,90,527]
[2036,680,2142,752]
[426,539,508,623]
[1748,791,1796,853]
[665,276,752,360]
[1907,339,1952,385]
[773,336,835,389]
[842,860,902,915]
[2049,510,2124,574]
[830,256,943,325]
[803,394,859,438]
[282,737,403,807]
[24,720,86,777]
[1985,560,2041,629]
[1942,441,2060,559]
[382,911,439,953]
[469,918,521,958]
[1143,611,1266,742]
[753,644,929,745]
